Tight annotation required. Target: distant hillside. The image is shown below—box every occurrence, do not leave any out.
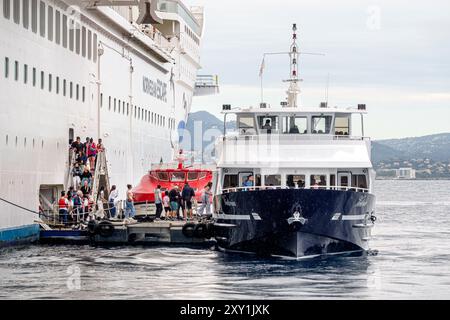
[184,111,450,165]
[372,133,450,163]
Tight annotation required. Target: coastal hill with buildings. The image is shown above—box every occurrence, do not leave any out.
[183,111,450,180]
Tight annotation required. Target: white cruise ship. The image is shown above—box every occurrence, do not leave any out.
[0,0,209,245]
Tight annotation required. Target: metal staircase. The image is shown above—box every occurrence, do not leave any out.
[91,150,111,201]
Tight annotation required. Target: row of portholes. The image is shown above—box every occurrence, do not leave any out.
[4,134,61,150]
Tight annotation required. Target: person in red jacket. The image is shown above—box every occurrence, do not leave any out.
[58,191,69,224]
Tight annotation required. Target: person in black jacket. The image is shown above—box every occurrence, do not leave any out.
[181,183,196,221]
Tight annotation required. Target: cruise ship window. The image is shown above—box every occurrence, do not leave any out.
[81,27,86,57]
[100,93,103,107]
[69,19,74,51]
[62,14,67,48]
[32,138,35,148]
[282,116,307,134]
[24,137,27,147]
[23,64,28,84]
[93,33,97,62]
[4,57,9,78]
[310,175,327,187]
[311,116,332,134]
[122,101,125,114]
[87,30,92,60]
[75,27,80,54]
[15,136,18,147]
[108,96,111,110]
[32,67,36,86]
[23,0,29,29]
[134,106,136,118]
[5,135,8,146]
[82,86,85,102]
[138,107,141,120]
[13,0,19,23]
[114,98,116,112]
[63,79,66,96]
[48,74,52,92]
[118,99,121,113]
[39,1,45,38]
[47,5,53,41]
[31,0,37,33]
[3,0,10,19]
[40,71,44,89]
[69,81,73,98]
[56,76,59,94]
[55,10,60,44]
[76,84,79,100]
[286,175,305,188]
[14,60,18,81]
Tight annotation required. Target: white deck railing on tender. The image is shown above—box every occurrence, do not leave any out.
[221,185,369,194]
[221,134,370,142]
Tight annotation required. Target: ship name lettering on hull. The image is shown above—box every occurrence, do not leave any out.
[142,76,167,102]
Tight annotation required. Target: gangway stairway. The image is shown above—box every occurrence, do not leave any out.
[91,151,111,203]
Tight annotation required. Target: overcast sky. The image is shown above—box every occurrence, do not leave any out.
[184,0,450,139]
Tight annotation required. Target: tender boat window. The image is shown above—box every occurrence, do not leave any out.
[287,174,305,188]
[157,172,169,181]
[311,115,332,134]
[238,116,256,134]
[187,172,199,181]
[264,175,281,187]
[310,175,327,188]
[352,174,367,190]
[199,172,207,179]
[334,116,349,136]
[257,116,278,134]
[282,116,307,134]
[223,174,239,189]
[170,172,186,182]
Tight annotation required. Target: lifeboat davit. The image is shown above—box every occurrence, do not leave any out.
[133,152,213,204]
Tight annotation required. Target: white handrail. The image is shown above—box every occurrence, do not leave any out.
[221,185,369,193]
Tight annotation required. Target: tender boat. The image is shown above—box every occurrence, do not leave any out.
[133,151,213,204]
[212,24,377,259]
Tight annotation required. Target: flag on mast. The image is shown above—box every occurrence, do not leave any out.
[259,56,265,77]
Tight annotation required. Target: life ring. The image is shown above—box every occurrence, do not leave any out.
[97,220,115,238]
[182,223,196,238]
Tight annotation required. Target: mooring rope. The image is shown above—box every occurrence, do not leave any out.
[0,196,40,215]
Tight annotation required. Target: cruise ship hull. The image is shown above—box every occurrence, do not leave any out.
[0,224,40,248]
[213,189,376,259]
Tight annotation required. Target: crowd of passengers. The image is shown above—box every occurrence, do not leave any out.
[153,182,213,222]
[53,136,106,224]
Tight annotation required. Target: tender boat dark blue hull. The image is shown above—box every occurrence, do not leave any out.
[213,188,376,259]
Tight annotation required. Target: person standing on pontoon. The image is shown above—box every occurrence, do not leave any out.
[108,185,119,218]
[154,185,163,220]
[198,182,213,217]
[125,184,136,222]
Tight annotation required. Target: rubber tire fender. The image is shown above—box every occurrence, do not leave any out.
[182,223,196,238]
[97,220,115,238]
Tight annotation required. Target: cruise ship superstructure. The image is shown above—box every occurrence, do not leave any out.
[0,0,209,245]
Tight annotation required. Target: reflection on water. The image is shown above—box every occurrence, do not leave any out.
[1,180,450,299]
